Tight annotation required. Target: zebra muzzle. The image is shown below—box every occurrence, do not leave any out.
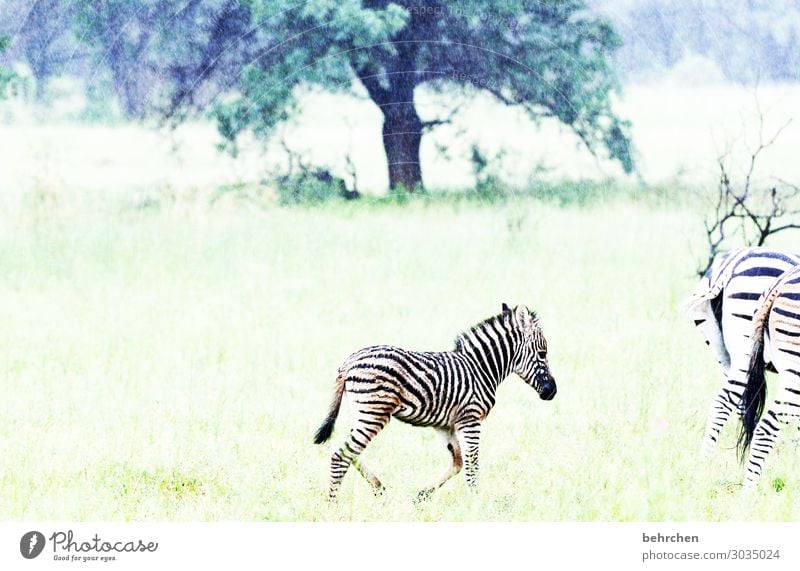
[539,379,557,401]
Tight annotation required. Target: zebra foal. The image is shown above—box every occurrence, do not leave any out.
[738,265,800,489]
[313,303,557,501]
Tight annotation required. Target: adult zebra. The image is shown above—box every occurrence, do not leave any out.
[738,265,800,489]
[685,247,800,456]
[313,303,557,501]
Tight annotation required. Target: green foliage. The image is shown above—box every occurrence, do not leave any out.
[213,101,250,157]
[75,0,191,117]
[370,179,669,209]
[79,77,122,123]
[470,144,508,202]
[532,179,626,207]
[0,35,16,99]
[384,183,415,205]
[274,172,342,205]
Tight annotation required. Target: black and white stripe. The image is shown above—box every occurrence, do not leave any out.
[314,303,557,501]
[738,265,800,489]
[685,247,800,455]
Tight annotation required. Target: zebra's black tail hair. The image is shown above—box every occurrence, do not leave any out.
[737,330,767,461]
[313,372,345,444]
[737,286,779,461]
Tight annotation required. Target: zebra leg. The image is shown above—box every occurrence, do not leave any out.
[415,428,463,502]
[328,413,391,501]
[455,420,483,489]
[700,359,747,457]
[743,387,800,490]
[353,457,385,496]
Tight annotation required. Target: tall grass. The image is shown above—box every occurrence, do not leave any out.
[1,192,798,521]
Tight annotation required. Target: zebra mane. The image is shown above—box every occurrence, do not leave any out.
[453,309,538,352]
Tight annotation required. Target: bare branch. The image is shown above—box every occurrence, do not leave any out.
[698,110,799,276]
[421,101,464,132]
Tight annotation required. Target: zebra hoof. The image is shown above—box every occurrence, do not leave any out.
[741,482,757,494]
[373,485,386,498]
[698,445,715,460]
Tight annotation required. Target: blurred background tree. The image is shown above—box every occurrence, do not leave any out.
[75,0,256,120]
[3,0,79,101]
[76,0,168,119]
[595,0,800,83]
[0,34,15,98]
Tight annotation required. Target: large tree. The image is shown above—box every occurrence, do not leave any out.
[75,0,253,119]
[157,1,636,189]
[76,0,165,118]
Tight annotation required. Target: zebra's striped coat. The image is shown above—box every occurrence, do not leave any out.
[685,247,800,455]
[739,265,800,488]
[314,304,556,501]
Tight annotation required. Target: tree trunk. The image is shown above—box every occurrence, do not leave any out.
[34,75,46,101]
[381,100,423,192]
[109,45,139,119]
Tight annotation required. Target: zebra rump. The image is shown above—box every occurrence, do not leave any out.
[687,246,800,459]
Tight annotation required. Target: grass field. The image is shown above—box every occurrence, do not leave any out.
[1,189,799,522]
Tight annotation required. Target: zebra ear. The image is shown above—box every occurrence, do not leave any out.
[502,303,512,314]
[515,305,534,333]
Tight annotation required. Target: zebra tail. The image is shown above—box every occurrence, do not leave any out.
[736,287,779,461]
[737,327,766,461]
[313,371,345,444]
